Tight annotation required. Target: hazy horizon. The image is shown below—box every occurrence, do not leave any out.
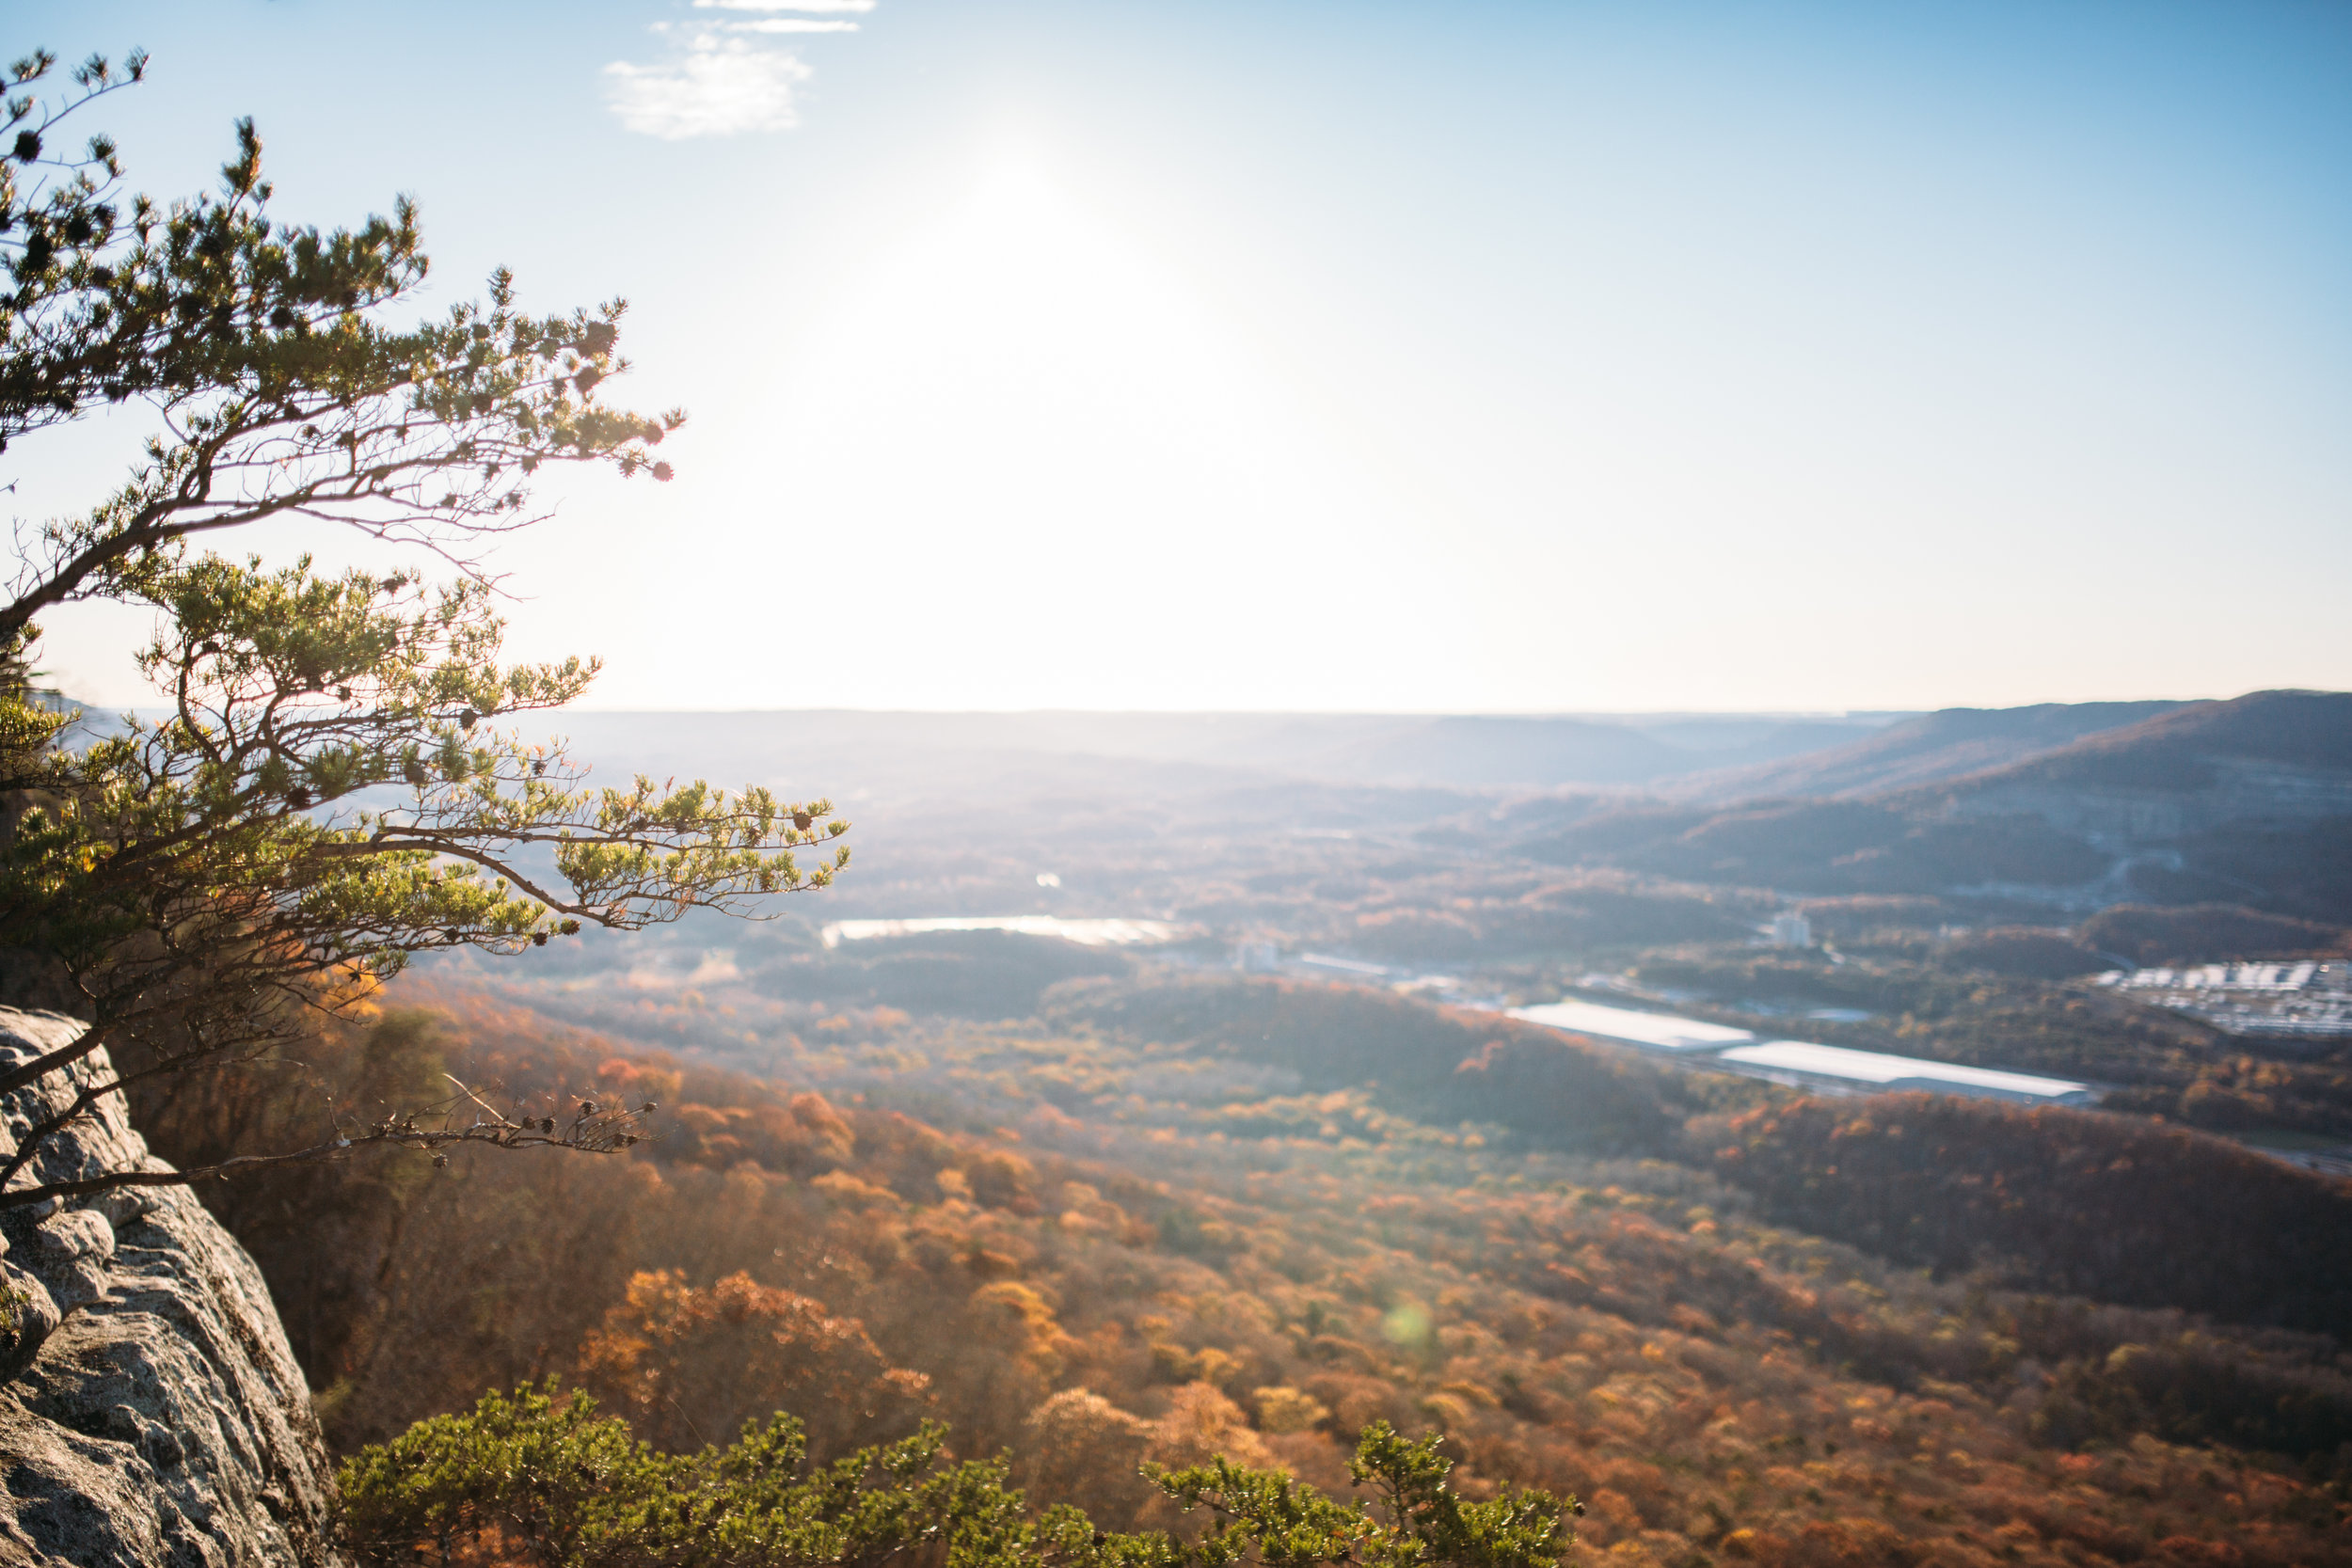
[14,0,2350,716]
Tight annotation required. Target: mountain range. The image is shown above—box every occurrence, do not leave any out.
[470,689,2352,924]
[1505,691,2352,920]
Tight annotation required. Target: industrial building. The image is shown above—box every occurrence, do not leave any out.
[1510,999,2096,1106]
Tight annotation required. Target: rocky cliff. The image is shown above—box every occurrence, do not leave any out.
[0,1006,342,1567]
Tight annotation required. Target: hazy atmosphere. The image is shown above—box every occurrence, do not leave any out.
[13,0,2352,711]
[5,8,2352,1568]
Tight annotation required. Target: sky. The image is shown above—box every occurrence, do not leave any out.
[10,0,2352,714]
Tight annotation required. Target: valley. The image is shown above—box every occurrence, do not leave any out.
[113,689,2352,1563]
[88,689,2352,1567]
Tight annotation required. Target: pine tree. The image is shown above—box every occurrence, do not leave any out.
[0,47,848,1208]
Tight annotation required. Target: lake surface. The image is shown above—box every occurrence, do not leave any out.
[821,916,1188,948]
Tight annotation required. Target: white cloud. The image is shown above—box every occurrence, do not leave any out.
[603,36,814,139]
[606,0,870,138]
[728,19,859,32]
[692,0,874,10]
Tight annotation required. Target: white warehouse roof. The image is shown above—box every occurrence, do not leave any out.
[1511,1000,1757,1052]
[1717,1040,2092,1104]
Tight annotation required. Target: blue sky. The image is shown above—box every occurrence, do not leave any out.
[13,0,2352,712]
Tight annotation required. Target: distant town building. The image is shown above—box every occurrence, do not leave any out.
[1231,941,1282,973]
[1768,910,1813,949]
[2099,959,2352,1037]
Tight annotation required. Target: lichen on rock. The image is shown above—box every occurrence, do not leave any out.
[0,1006,344,1566]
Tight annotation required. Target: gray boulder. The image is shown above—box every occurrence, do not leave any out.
[0,1007,342,1566]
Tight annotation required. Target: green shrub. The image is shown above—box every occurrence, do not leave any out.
[338,1386,1577,1568]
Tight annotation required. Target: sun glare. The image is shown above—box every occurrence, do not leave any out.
[654,149,1452,710]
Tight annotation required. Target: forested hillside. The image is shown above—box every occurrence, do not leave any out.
[1666,703,2182,802]
[130,975,2352,1568]
[1489,692,2352,920]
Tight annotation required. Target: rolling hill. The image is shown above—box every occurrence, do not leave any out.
[1666,700,2183,802]
[1906,689,2352,825]
[1515,691,2352,919]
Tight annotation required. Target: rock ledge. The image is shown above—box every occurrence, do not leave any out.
[0,1006,342,1567]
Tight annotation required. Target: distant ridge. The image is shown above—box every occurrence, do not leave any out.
[1904,689,2352,805]
[548,709,1900,793]
[1875,691,2352,878]
[1666,701,2185,802]
[532,697,2352,830]
[1501,691,2352,922]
